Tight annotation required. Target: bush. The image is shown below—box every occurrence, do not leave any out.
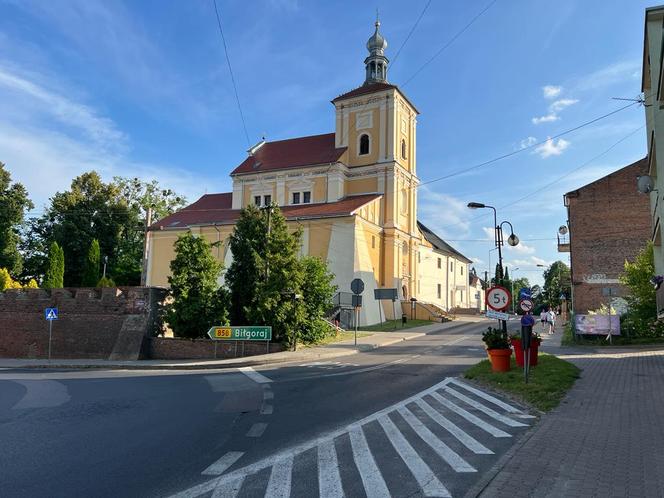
[482,327,510,349]
[96,276,116,288]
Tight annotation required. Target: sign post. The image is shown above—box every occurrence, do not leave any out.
[486,285,511,332]
[207,326,272,356]
[520,313,535,383]
[351,278,365,346]
[44,307,58,360]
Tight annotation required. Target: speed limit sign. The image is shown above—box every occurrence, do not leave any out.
[486,286,511,311]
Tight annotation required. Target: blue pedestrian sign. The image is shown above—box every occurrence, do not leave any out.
[45,308,58,321]
[519,287,532,300]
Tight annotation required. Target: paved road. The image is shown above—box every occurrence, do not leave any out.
[0,319,529,497]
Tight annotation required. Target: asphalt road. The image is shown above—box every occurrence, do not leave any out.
[0,319,530,498]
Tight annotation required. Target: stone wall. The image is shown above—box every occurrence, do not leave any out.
[567,158,651,314]
[147,337,285,360]
[0,287,166,360]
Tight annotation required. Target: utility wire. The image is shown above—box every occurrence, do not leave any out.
[212,0,251,147]
[390,0,433,69]
[415,100,640,190]
[403,0,499,87]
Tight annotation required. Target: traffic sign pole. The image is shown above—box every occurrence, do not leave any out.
[48,319,52,361]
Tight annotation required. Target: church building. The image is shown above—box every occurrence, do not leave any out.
[146,21,472,325]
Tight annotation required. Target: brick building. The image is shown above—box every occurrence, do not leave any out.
[560,158,650,314]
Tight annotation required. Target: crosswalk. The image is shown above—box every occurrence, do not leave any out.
[172,377,534,498]
[298,361,360,370]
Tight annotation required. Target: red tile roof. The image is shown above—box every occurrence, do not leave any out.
[332,82,420,113]
[230,133,347,175]
[150,193,382,230]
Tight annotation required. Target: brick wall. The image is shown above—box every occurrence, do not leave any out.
[147,337,285,360]
[0,287,166,359]
[567,158,651,313]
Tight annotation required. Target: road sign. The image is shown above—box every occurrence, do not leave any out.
[519,287,531,300]
[519,298,534,313]
[45,308,58,320]
[486,286,511,311]
[350,278,365,295]
[207,326,272,341]
[374,288,398,301]
[486,309,510,320]
[352,295,363,308]
[531,285,542,298]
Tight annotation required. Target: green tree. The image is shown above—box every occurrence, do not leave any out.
[166,232,228,338]
[111,177,186,285]
[300,256,337,343]
[543,261,571,308]
[82,239,101,286]
[503,267,510,282]
[493,263,502,285]
[619,242,661,337]
[225,204,267,325]
[0,162,34,275]
[43,241,65,289]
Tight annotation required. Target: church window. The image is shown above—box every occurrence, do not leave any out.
[263,195,271,206]
[303,191,311,204]
[292,192,300,204]
[461,265,464,275]
[359,134,370,155]
[450,261,454,272]
[401,139,407,159]
[437,257,441,269]
[254,196,261,206]
[437,284,441,299]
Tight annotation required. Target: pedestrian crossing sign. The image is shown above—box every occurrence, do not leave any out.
[45,308,58,320]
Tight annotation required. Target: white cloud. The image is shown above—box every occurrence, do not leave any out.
[482,227,495,240]
[534,137,570,158]
[512,256,553,268]
[542,85,562,99]
[574,60,641,92]
[549,98,579,112]
[519,136,537,149]
[469,257,485,266]
[418,186,475,238]
[532,113,560,125]
[506,242,536,254]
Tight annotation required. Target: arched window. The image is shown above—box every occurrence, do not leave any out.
[401,139,407,159]
[359,134,370,155]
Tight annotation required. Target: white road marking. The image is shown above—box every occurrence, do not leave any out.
[396,406,476,473]
[442,386,528,427]
[12,380,71,409]
[414,398,493,454]
[210,476,244,498]
[349,426,390,498]
[265,455,293,498]
[237,367,272,384]
[202,452,244,476]
[246,423,268,438]
[429,391,511,438]
[449,378,535,417]
[377,415,451,497]
[317,439,344,498]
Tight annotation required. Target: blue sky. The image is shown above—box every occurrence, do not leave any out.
[0,0,652,286]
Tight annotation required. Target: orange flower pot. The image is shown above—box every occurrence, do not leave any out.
[487,348,512,372]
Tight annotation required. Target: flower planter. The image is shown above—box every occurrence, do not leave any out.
[511,338,540,367]
[487,348,511,372]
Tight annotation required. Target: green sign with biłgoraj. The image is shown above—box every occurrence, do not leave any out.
[207,326,272,341]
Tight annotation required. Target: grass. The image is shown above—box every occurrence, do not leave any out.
[360,318,436,332]
[464,353,580,412]
[301,331,372,347]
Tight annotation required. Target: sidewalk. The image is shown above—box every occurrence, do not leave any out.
[0,318,480,371]
[476,322,664,497]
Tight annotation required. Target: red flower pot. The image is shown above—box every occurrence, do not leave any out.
[487,348,511,372]
[511,338,540,367]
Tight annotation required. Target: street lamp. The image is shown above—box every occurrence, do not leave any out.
[468,202,520,331]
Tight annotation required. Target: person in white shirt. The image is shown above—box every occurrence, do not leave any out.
[546,309,556,334]
[540,309,548,334]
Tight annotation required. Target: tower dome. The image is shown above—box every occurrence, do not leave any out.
[364,20,389,85]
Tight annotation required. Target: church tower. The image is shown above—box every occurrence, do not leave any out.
[331,21,421,300]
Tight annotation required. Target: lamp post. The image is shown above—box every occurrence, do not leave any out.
[468,202,519,332]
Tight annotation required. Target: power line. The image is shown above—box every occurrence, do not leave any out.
[212,0,251,147]
[415,100,640,190]
[403,0,499,87]
[390,0,433,68]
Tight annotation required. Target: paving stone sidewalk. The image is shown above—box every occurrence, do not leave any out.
[478,325,664,498]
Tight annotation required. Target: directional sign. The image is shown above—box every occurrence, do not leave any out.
[44,308,58,321]
[207,326,272,341]
[519,287,531,300]
[486,286,511,311]
[486,309,510,320]
[350,278,365,295]
[519,298,534,313]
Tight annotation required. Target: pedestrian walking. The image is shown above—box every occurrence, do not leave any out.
[540,308,548,334]
[547,308,556,334]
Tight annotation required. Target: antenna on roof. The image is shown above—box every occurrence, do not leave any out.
[612,93,649,107]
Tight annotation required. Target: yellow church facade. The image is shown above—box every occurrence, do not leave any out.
[146,21,472,325]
